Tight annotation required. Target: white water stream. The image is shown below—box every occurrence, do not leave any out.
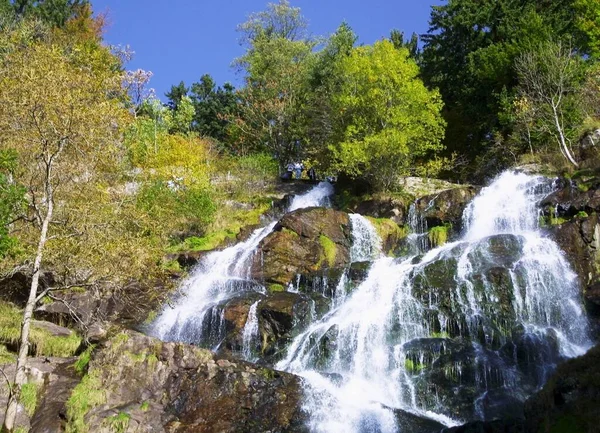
[150,172,591,433]
[276,171,591,432]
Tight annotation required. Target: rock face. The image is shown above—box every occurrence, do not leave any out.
[415,186,480,235]
[542,178,600,308]
[72,330,306,433]
[251,207,352,287]
[0,356,79,433]
[445,343,600,433]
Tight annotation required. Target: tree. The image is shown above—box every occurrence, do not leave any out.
[0,38,126,431]
[390,29,419,59]
[1,0,88,27]
[329,40,446,191]
[514,41,585,166]
[232,0,314,163]
[189,74,238,143]
[165,81,188,111]
[304,22,357,168]
[575,0,600,59]
[0,150,25,258]
[420,0,587,173]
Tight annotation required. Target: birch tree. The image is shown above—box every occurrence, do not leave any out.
[515,41,585,166]
[0,40,125,432]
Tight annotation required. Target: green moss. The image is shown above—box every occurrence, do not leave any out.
[15,427,28,433]
[404,358,425,373]
[268,283,285,293]
[21,382,38,417]
[428,225,450,247]
[281,228,299,238]
[430,331,450,339]
[0,302,81,357]
[143,310,158,325]
[74,344,96,375]
[259,368,276,379]
[66,370,106,433]
[106,412,130,433]
[577,211,589,218]
[161,259,181,272]
[366,217,407,242]
[171,229,237,252]
[140,401,149,412]
[319,235,337,268]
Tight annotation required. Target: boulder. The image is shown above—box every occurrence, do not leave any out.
[69,330,306,433]
[415,186,480,235]
[351,198,407,225]
[251,208,352,287]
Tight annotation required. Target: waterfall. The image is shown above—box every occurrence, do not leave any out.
[349,214,382,262]
[149,182,334,349]
[241,301,260,361]
[276,171,591,432]
[289,181,334,211]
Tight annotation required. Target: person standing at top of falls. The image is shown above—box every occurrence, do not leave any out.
[294,161,304,179]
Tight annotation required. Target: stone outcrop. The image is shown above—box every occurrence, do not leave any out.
[251,207,353,287]
[415,186,480,235]
[68,330,306,433]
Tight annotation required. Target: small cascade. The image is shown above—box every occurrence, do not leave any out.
[276,171,591,432]
[241,301,260,361]
[349,214,382,262]
[289,181,334,211]
[406,201,429,254]
[149,182,334,351]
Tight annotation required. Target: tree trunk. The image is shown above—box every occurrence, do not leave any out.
[552,103,578,167]
[2,184,54,432]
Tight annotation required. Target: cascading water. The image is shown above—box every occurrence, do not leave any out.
[150,171,591,433]
[349,214,382,262]
[241,300,260,361]
[276,171,591,432]
[149,182,334,348]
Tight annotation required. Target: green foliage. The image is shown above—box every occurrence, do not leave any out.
[0,149,25,258]
[189,74,238,144]
[2,0,88,28]
[428,225,450,247]
[74,344,96,375]
[20,382,38,416]
[106,412,130,433]
[173,230,237,252]
[66,370,105,433]
[421,0,590,177]
[0,344,15,363]
[329,40,446,191]
[0,302,81,357]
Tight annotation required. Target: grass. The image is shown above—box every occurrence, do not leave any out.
[74,344,96,375]
[428,225,450,247]
[106,412,130,433]
[0,344,15,364]
[66,370,106,433]
[21,382,38,416]
[0,302,81,357]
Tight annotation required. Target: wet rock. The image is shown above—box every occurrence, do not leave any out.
[252,208,352,287]
[547,213,600,306]
[217,291,327,363]
[389,407,446,433]
[77,330,306,433]
[523,343,600,433]
[415,186,480,234]
[351,198,407,225]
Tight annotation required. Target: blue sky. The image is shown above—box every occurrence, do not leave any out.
[92,1,443,100]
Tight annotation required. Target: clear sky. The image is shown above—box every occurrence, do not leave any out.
[92,0,443,101]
